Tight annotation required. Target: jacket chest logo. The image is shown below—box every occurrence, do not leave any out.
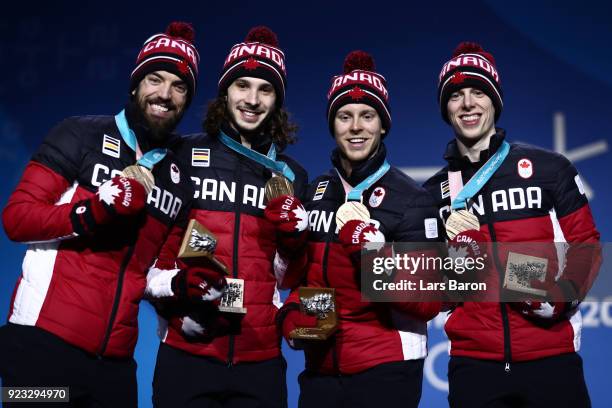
[170,163,181,183]
[313,180,329,201]
[192,148,210,167]
[440,180,450,199]
[368,187,386,208]
[517,158,533,179]
[102,134,121,158]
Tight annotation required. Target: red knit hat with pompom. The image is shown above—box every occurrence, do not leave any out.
[326,50,391,137]
[130,22,200,107]
[437,41,503,124]
[218,26,287,106]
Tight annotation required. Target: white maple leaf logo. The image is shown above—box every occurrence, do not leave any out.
[181,315,206,336]
[97,180,122,205]
[292,205,309,232]
[447,245,470,275]
[363,229,385,251]
[448,245,469,260]
[532,302,555,319]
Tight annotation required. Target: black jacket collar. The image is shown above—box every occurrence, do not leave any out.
[443,128,506,171]
[331,143,388,186]
[219,122,273,155]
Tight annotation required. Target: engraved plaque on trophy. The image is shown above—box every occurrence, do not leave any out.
[122,164,155,195]
[502,251,548,296]
[218,278,247,314]
[178,219,228,275]
[265,174,294,203]
[289,287,338,341]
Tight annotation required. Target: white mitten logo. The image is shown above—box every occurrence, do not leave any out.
[97,180,122,205]
[293,205,309,232]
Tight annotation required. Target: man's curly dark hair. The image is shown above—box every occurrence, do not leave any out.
[202,92,298,151]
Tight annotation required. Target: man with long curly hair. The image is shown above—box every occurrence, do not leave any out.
[145,26,308,407]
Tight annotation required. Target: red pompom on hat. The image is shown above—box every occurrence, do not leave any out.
[343,50,376,73]
[130,21,200,107]
[245,26,279,47]
[437,41,503,124]
[326,50,391,137]
[166,21,195,42]
[218,26,287,106]
[453,41,496,66]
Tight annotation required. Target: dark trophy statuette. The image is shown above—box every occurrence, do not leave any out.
[178,219,228,275]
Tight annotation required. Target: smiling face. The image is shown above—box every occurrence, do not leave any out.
[226,77,276,136]
[446,87,496,146]
[333,104,385,166]
[133,70,187,141]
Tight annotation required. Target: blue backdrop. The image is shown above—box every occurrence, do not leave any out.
[1,1,611,407]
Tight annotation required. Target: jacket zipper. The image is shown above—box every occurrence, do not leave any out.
[97,243,135,357]
[227,156,244,367]
[480,182,512,372]
[322,220,341,374]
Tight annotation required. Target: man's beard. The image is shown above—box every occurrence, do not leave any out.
[136,97,184,144]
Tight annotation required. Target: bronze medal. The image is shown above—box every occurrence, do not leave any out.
[335,201,370,229]
[264,175,294,203]
[122,165,155,195]
[445,209,480,240]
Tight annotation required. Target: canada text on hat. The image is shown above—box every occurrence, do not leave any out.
[326,50,392,136]
[131,22,200,101]
[439,53,499,84]
[437,42,503,123]
[328,70,389,102]
[223,43,286,78]
[218,26,287,105]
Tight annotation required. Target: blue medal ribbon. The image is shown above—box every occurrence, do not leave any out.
[451,140,510,210]
[218,131,295,182]
[114,110,167,169]
[344,160,391,202]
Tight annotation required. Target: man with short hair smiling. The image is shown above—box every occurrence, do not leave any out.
[146,26,308,408]
[277,51,441,408]
[424,42,601,407]
[0,22,199,407]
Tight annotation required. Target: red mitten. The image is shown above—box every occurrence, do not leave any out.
[265,195,309,256]
[171,267,227,303]
[391,301,441,321]
[265,195,308,233]
[510,279,577,322]
[338,220,385,256]
[447,229,490,281]
[71,175,146,235]
[168,312,233,340]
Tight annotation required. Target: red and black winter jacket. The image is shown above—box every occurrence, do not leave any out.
[423,130,601,362]
[154,124,308,364]
[281,145,443,375]
[2,106,193,358]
